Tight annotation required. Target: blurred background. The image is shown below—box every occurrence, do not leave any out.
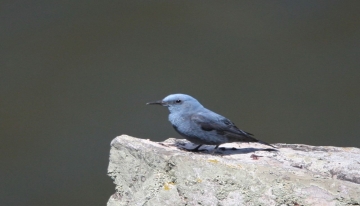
[1,1,359,205]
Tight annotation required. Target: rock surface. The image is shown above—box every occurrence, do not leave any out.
[107,135,360,206]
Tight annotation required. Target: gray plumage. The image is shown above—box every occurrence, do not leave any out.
[147,94,275,151]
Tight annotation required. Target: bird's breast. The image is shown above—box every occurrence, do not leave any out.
[168,114,192,132]
[169,114,185,127]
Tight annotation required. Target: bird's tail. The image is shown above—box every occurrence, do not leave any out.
[258,140,277,148]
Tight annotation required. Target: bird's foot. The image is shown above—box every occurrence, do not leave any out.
[185,144,207,152]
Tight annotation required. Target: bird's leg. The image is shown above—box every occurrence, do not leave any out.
[187,144,204,152]
[214,144,226,151]
[210,144,221,155]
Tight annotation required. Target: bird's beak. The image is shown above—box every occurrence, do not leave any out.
[146,100,164,106]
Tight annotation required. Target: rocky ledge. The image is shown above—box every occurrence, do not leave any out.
[107,135,360,206]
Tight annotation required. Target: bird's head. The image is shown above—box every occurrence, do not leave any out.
[147,94,203,113]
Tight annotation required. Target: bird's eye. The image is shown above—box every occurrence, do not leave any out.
[175,99,182,103]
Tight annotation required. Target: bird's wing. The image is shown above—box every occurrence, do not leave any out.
[191,112,275,147]
[191,112,252,137]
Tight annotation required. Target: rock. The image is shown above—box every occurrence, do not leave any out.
[107,135,360,206]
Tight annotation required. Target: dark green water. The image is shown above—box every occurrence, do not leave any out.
[1,1,359,205]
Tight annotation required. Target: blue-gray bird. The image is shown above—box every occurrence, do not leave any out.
[147,94,275,151]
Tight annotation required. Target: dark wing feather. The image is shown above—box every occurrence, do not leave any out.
[191,113,275,148]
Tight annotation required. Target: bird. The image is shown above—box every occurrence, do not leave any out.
[147,94,275,152]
